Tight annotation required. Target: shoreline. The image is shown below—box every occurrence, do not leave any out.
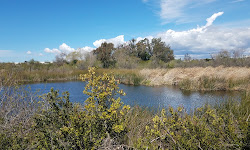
[139,66,250,91]
[15,66,250,92]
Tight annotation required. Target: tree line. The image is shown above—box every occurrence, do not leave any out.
[60,38,250,69]
[64,38,174,69]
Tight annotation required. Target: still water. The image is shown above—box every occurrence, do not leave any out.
[26,81,241,111]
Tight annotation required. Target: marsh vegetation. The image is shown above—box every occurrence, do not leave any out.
[1,38,250,149]
[0,68,249,149]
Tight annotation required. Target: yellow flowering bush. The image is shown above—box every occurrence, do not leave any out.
[136,103,249,149]
[31,67,130,149]
[80,67,130,147]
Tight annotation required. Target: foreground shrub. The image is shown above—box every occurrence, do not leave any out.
[0,72,39,149]
[79,67,130,148]
[1,68,249,149]
[31,67,130,149]
[136,93,250,149]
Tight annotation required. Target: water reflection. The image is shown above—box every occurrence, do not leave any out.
[25,81,242,111]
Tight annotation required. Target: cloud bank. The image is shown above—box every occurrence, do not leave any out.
[156,12,250,57]
[93,35,125,48]
[44,35,125,56]
[44,43,75,54]
[44,48,61,54]
[44,43,95,60]
[44,12,250,59]
[59,43,75,53]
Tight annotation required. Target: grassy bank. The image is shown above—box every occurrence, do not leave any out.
[1,65,250,91]
[1,68,144,85]
[140,66,250,91]
[14,69,87,82]
[95,69,144,86]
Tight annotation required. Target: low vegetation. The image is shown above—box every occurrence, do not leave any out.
[1,39,250,92]
[0,68,249,149]
[1,38,250,92]
[140,66,250,91]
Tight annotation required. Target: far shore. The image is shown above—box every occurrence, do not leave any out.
[15,66,250,92]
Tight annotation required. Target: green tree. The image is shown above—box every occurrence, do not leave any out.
[113,47,140,69]
[136,38,152,61]
[94,42,116,68]
[128,38,137,56]
[151,38,174,63]
[55,52,67,66]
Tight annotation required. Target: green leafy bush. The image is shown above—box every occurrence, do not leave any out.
[31,67,130,149]
[136,93,250,149]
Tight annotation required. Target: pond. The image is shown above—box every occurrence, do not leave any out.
[25,81,241,111]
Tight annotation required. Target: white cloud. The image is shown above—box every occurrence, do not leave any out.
[160,0,217,24]
[204,12,224,28]
[26,51,32,55]
[76,46,95,58]
[44,43,75,54]
[156,12,250,56]
[64,46,95,61]
[42,12,250,59]
[78,46,95,53]
[44,48,61,54]
[93,35,125,48]
[160,0,188,23]
[44,43,95,60]
[59,43,74,53]
[136,36,154,43]
[188,12,224,32]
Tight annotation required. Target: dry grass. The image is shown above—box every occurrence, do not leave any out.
[140,66,250,91]
[96,69,143,85]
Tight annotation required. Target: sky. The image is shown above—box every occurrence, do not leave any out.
[0,0,250,62]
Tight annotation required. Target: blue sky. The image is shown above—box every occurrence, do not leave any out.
[0,0,250,62]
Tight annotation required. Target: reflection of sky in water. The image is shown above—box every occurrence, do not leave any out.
[24,81,242,111]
